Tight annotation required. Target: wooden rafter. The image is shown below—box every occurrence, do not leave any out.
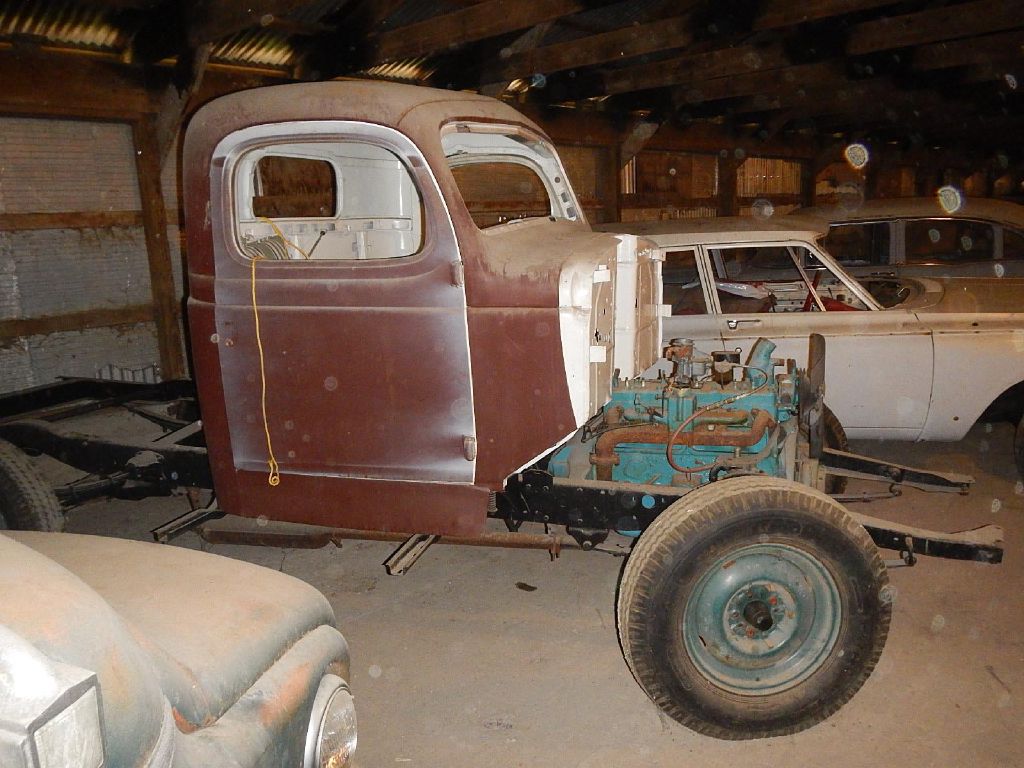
[187,0,314,47]
[847,0,1024,55]
[372,0,583,63]
[481,14,695,90]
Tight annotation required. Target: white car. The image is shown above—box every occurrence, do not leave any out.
[796,197,1024,278]
[599,216,1024,477]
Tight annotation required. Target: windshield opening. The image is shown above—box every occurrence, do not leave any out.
[441,122,582,229]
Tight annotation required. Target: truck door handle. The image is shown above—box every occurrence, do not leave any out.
[726,318,762,329]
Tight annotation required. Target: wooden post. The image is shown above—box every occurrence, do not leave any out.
[800,159,816,208]
[132,116,186,379]
[717,154,739,216]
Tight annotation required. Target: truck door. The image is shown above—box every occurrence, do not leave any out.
[207,121,475,485]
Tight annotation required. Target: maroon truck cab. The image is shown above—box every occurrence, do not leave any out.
[183,81,659,536]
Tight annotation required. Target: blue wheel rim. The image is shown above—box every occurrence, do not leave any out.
[682,543,841,695]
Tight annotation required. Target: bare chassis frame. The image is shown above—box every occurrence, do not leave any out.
[0,377,1003,565]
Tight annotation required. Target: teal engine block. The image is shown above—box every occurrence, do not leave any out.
[548,338,799,488]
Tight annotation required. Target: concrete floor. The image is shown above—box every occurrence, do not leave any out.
[58,418,1022,768]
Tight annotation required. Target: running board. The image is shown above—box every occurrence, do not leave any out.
[821,448,973,493]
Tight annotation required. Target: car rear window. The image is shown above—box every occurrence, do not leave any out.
[905,219,995,264]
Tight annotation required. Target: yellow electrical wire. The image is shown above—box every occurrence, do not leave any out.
[251,254,280,487]
[258,216,310,259]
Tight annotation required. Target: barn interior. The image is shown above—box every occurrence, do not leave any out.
[0,1,1022,766]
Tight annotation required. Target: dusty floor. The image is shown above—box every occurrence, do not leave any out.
[57,417,1022,768]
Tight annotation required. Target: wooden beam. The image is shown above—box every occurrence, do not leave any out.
[603,42,793,96]
[481,14,695,90]
[132,116,186,380]
[0,49,153,119]
[187,0,313,47]
[673,61,842,106]
[154,43,212,167]
[373,0,583,63]
[0,305,156,342]
[620,118,662,167]
[912,29,1024,71]
[0,211,146,231]
[717,154,739,216]
[754,0,902,30]
[847,0,1024,56]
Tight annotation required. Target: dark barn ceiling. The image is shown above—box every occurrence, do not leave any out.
[0,0,1021,160]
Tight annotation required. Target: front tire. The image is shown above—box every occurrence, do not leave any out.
[617,476,889,739]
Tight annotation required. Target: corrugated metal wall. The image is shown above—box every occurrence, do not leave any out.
[0,118,164,392]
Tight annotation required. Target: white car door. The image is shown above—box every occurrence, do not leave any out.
[662,240,935,440]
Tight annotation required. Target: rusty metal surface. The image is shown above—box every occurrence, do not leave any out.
[591,410,776,481]
[198,513,579,556]
[12,529,342,729]
[0,533,169,767]
[184,82,591,532]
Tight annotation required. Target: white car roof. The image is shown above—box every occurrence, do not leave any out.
[597,215,829,247]
[796,197,1024,228]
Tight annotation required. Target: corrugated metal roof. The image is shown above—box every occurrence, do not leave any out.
[0,1,128,52]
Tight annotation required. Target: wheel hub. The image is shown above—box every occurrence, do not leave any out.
[683,543,842,695]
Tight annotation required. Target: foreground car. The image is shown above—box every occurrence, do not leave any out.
[797,196,1024,278]
[600,216,1024,477]
[0,532,356,768]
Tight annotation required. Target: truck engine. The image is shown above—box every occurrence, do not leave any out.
[548,337,799,490]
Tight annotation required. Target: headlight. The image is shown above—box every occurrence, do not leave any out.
[304,674,357,768]
[0,629,105,768]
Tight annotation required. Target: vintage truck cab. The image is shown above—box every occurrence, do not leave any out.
[183,81,661,537]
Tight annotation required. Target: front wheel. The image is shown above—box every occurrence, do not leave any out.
[617,476,890,739]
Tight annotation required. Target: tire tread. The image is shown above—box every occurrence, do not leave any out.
[617,476,889,739]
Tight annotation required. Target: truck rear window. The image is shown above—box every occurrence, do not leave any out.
[234,141,424,261]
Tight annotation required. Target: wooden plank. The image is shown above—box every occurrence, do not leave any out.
[0,305,156,341]
[755,0,902,30]
[603,42,792,96]
[847,0,1024,56]
[717,154,739,217]
[0,211,145,231]
[132,117,186,380]
[0,50,153,119]
[482,14,694,88]
[373,0,583,63]
[154,43,212,167]
[912,29,1024,71]
[672,61,842,105]
[187,0,313,46]
[620,118,661,167]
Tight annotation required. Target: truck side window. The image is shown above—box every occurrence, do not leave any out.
[234,141,424,261]
[662,249,705,314]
